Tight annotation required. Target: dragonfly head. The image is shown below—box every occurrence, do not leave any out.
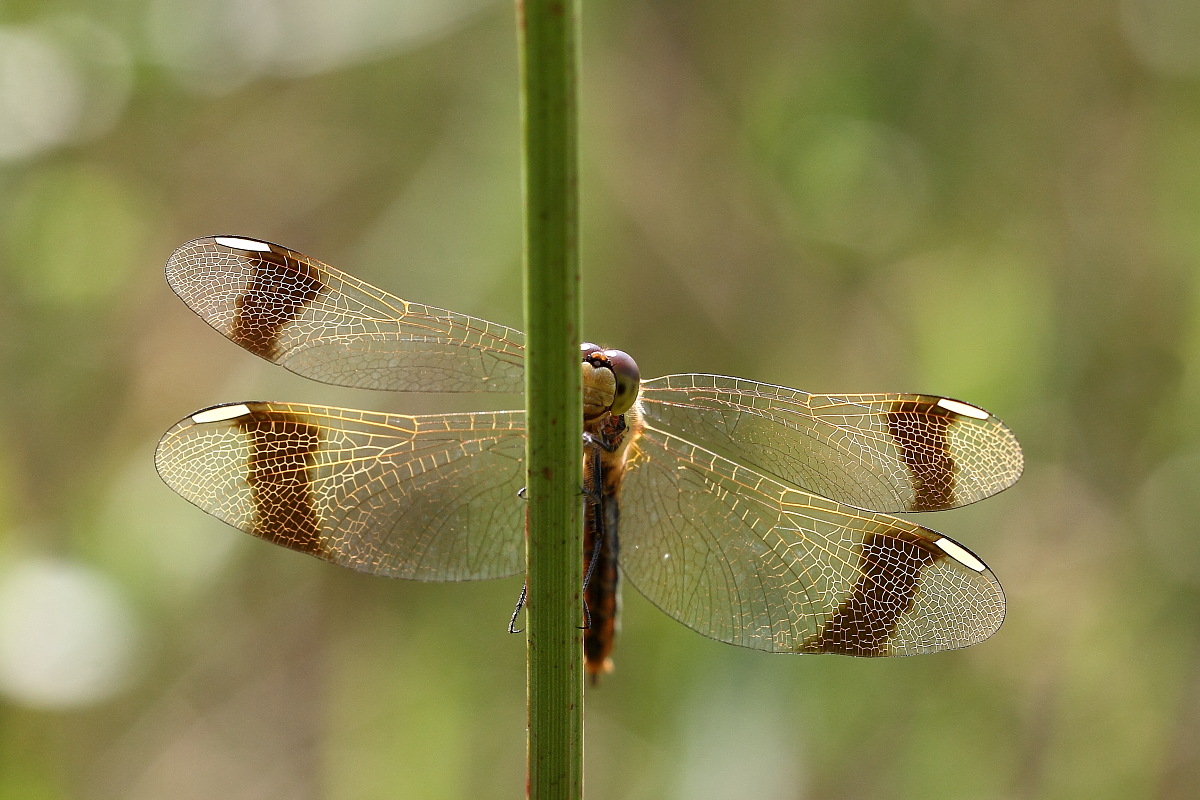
[581,343,641,420]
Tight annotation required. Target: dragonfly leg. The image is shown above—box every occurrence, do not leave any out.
[578,520,602,631]
[582,521,603,591]
[508,581,528,634]
[582,419,626,454]
[578,442,606,630]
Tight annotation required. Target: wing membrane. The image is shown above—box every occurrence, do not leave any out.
[164,236,525,393]
[639,374,1022,512]
[618,425,1004,656]
[154,402,526,580]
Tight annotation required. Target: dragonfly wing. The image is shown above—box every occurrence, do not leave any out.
[638,374,1022,512]
[618,424,1005,656]
[165,236,526,393]
[155,403,527,581]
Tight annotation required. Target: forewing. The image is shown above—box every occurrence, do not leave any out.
[638,374,1022,512]
[618,425,1005,656]
[155,403,526,580]
[165,236,525,393]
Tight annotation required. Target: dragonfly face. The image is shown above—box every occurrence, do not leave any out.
[581,343,641,419]
[156,236,1023,676]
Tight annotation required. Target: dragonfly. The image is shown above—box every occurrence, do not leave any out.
[155,235,1023,679]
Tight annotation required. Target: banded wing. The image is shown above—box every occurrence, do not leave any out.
[639,375,1022,513]
[619,426,1004,655]
[165,236,525,393]
[154,402,526,580]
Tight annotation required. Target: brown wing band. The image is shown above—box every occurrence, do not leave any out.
[239,407,323,555]
[230,246,324,360]
[798,527,945,656]
[887,401,956,511]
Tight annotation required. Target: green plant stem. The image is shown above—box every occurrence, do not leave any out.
[517,1,584,798]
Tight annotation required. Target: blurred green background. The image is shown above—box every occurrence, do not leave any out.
[1,1,1198,798]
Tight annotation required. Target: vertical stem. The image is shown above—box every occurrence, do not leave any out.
[516,1,583,799]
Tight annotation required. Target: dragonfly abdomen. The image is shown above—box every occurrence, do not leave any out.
[582,408,635,682]
[583,494,620,680]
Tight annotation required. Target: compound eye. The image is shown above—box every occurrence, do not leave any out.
[602,349,640,415]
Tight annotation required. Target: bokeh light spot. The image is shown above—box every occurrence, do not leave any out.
[0,557,140,709]
[0,28,82,161]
